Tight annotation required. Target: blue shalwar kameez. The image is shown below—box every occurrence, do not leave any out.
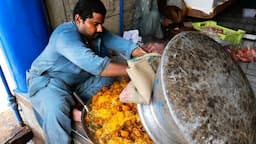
[26,22,138,144]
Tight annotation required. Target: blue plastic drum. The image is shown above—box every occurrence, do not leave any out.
[0,0,49,92]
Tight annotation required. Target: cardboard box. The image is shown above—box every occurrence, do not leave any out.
[184,0,233,18]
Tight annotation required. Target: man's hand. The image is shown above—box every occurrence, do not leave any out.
[141,43,165,54]
[131,47,147,57]
[100,63,128,76]
[100,47,148,77]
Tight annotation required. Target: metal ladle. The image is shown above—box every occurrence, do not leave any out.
[73,92,89,113]
[72,92,94,144]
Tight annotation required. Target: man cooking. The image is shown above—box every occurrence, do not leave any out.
[26,0,147,143]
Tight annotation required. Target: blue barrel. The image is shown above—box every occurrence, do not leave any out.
[0,0,49,93]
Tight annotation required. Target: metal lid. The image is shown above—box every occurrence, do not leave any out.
[138,32,256,144]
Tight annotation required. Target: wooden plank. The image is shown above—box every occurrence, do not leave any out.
[15,93,46,144]
[4,126,33,144]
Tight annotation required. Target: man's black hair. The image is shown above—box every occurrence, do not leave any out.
[73,0,107,21]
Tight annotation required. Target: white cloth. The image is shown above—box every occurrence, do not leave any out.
[123,29,142,43]
[120,53,161,104]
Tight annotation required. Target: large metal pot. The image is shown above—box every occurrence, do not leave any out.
[73,92,94,143]
[138,32,256,144]
[81,103,95,144]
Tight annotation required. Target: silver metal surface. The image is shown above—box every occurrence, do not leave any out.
[138,32,256,144]
[73,92,89,113]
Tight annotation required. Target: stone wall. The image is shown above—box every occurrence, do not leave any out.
[44,0,136,35]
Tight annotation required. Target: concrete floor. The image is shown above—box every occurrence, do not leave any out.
[0,108,34,144]
[0,108,20,143]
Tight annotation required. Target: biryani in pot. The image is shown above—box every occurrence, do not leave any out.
[84,77,154,144]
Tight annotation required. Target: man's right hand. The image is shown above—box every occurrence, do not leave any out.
[100,63,128,77]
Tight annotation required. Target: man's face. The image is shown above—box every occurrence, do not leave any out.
[75,12,105,38]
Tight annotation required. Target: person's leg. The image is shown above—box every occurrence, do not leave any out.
[29,78,75,144]
[75,76,115,101]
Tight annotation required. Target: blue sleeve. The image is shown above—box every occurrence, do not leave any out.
[101,29,139,59]
[55,30,111,76]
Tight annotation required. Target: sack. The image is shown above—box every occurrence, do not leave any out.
[120,53,161,104]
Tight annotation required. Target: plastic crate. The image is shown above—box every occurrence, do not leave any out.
[192,21,245,45]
